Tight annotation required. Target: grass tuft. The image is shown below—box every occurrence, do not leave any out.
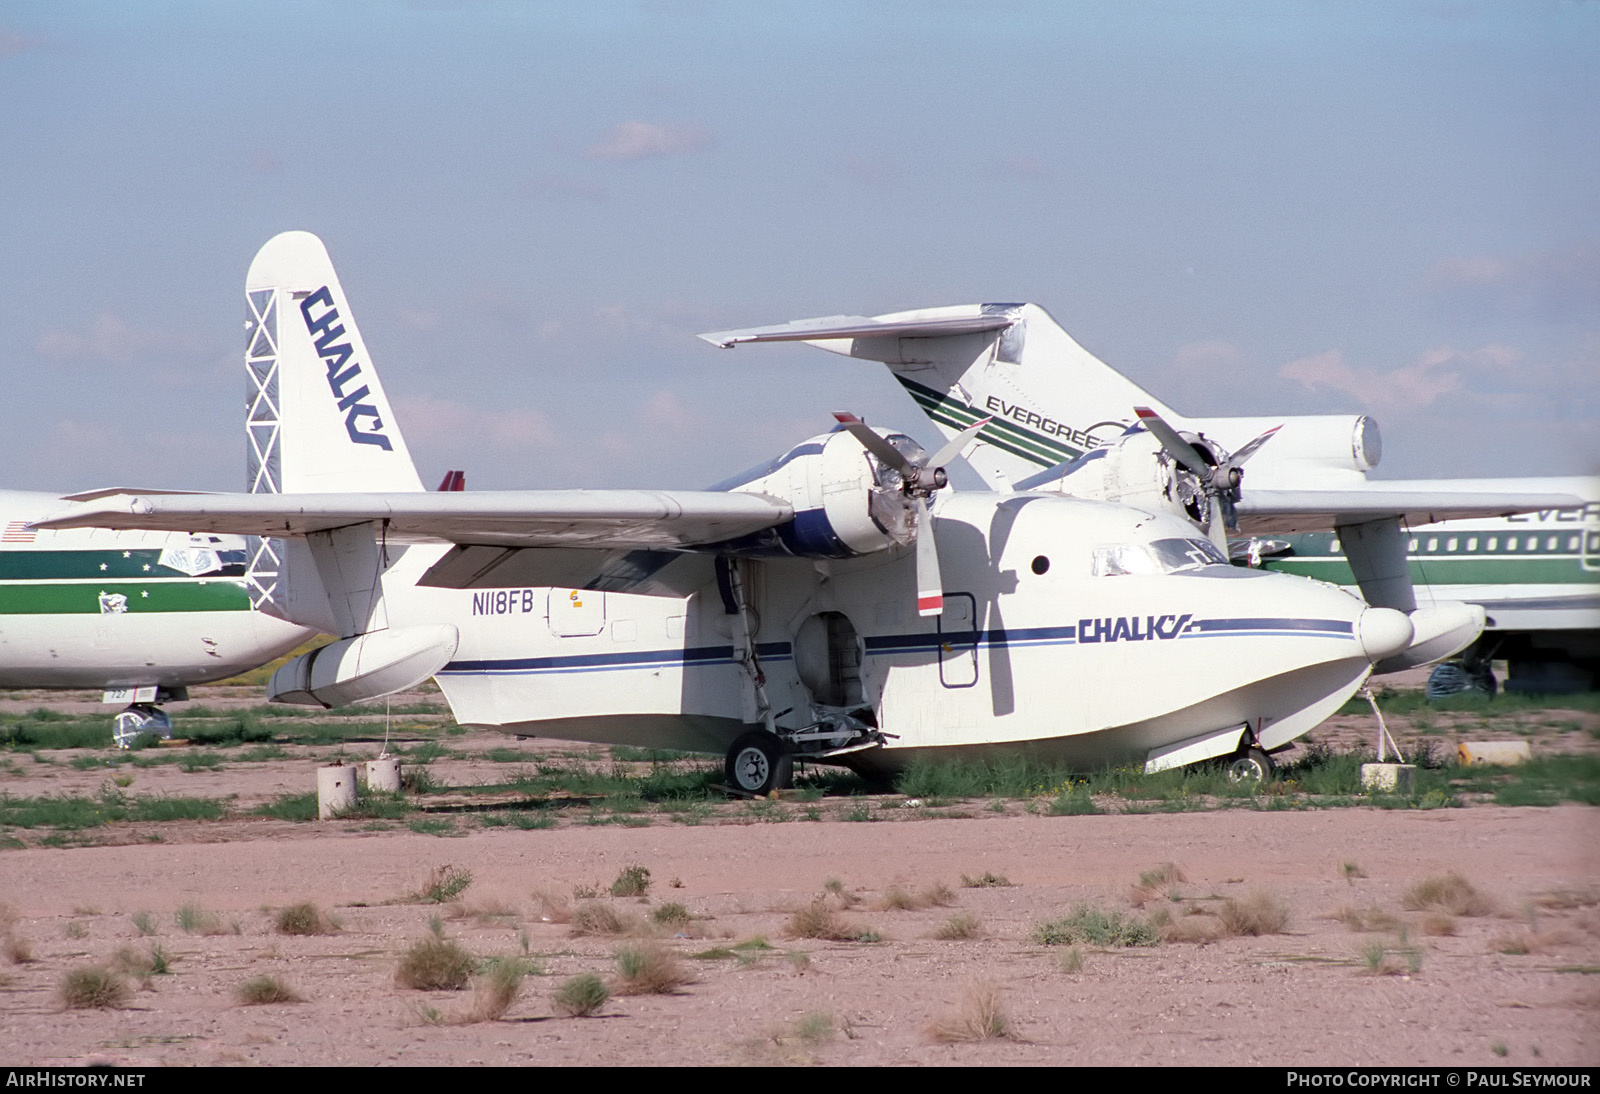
[609,864,651,898]
[552,973,610,1017]
[785,899,877,943]
[174,903,233,936]
[960,871,1012,889]
[927,982,1015,1042]
[933,913,983,941]
[1034,905,1160,948]
[237,975,304,1005]
[1216,891,1291,936]
[613,942,693,995]
[1403,872,1492,917]
[274,902,339,936]
[462,958,530,1022]
[570,901,627,937]
[415,864,474,904]
[59,965,129,1009]
[395,934,475,991]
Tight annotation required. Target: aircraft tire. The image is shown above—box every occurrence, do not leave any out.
[112,704,173,750]
[725,730,793,796]
[1225,746,1273,785]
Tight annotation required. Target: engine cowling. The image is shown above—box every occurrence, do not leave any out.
[716,428,919,559]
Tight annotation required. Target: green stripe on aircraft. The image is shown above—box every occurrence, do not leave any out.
[0,581,251,615]
[0,550,211,581]
[895,376,1079,467]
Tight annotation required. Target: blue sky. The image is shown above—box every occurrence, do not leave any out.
[1,1,1595,493]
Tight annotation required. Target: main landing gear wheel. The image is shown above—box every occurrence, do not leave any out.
[112,704,173,750]
[725,730,793,796]
[1225,746,1274,785]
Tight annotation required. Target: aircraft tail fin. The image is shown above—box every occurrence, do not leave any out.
[242,231,423,625]
[245,231,423,496]
[701,303,1176,489]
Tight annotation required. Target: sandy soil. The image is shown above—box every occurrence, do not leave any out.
[1,687,1597,1067]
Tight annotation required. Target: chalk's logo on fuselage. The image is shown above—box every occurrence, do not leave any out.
[300,287,393,451]
[1078,613,1194,643]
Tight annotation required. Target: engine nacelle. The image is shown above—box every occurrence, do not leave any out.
[1194,414,1380,483]
[269,624,459,708]
[716,428,918,560]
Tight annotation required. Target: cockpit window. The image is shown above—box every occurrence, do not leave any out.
[1094,537,1226,576]
[1150,537,1228,571]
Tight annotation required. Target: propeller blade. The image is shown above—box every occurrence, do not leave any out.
[912,495,944,616]
[1229,423,1282,466]
[1133,406,1211,476]
[832,412,917,477]
[924,417,992,471]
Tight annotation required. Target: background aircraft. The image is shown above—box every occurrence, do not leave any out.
[1243,495,1599,694]
[699,305,1593,686]
[41,233,1430,791]
[0,493,312,743]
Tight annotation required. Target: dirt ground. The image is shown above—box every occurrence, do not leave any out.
[1,684,1597,1068]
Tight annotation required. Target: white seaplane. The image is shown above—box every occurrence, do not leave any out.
[36,235,1581,789]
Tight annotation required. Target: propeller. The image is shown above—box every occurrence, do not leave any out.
[1133,406,1280,531]
[832,412,990,616]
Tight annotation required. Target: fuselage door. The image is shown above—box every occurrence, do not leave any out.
[938,592,979,689]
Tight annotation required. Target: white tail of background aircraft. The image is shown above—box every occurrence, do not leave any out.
[700,303,1380,494]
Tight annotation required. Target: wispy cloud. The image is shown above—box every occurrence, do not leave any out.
[586,120,712,161]
[1279,344,1520,415]
[1424,244,1600,321]
[392,394,557,451]
[35,313,209,365]
[0,27,40,56]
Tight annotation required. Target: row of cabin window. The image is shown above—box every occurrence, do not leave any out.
[1328,533,1589,555]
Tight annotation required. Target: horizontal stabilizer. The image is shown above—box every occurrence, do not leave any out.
[34,490,794,552]
[699,312,1013,349]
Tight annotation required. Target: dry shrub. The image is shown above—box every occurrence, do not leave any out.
[415,864,474,904]
[175,903,233,936]
[613,943,693,995]
[448,896,520,926]
[396,935,475,990]
[533,888,572,924]
[1420,912,1457,937]
[1330,905,1403,933]
[552,973,609,1017]
[461,959,528,1022]
[1491,928,1568,956]
[1162,914,1222,944]
[876,881,956,912]
[786,899,874,942]
[823,878,860,908]
[609,865,651,898]
[0,905,32,965]
[650,902,693,928]
[1130,862,1187,905]
[570,900,628,937]
[275,902,338,936]
[1403,872,1492,917]
[933,913,983,941]
[960,872,1012,889]
[237,975,304,1005]
[927,982,1015,1042]
[1217,891,1290,936]
[60,965,129,1010]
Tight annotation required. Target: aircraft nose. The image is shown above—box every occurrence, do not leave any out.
[1357,607,1414,663]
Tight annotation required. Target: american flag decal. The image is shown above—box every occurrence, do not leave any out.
[2,522,36,543]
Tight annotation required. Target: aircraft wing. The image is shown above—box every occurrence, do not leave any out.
[699,312,1013,348]
[32,490,794,551]
[1236,481,1587,534]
